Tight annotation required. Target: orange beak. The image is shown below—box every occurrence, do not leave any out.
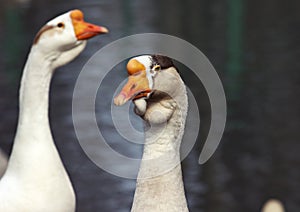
[71,9,108,40]
[114,71,151,106]
[114,58,153,106]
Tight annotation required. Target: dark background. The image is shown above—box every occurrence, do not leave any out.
[0,0,299,211]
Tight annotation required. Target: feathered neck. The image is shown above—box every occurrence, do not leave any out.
[131,74,189,212]
[4,46,63,177]
[19,46,54,126]
[0,46,75,211]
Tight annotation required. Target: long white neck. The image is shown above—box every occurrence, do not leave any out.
[0,46,75,210]
[7,47,59,174]
[131,80,189,212]
[19,47,53,128]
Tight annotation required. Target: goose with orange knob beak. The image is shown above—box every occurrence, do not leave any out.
[114,55,189,212]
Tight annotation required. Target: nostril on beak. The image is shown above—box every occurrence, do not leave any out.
[130,84,137,91]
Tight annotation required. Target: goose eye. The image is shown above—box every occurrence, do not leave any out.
[57,22,65,28]
[152,65,161,72]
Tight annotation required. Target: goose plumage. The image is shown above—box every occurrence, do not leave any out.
[262,199,285,212]
[115,55,189,212]
[0,9,107,211]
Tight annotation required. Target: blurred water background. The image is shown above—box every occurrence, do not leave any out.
[0,0,299,211]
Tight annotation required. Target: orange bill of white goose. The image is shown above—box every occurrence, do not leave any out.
[0,9,107,212]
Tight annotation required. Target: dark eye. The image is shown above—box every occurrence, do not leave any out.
[57,22,65,28]
[153,65,161,72]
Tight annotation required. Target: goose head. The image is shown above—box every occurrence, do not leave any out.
[114,55,181,106]
[32,9,108,67]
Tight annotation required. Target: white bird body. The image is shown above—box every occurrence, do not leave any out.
[0,47,76,211]
[0,10,107,211]
[262,199,285,212]
[114,55,189,212]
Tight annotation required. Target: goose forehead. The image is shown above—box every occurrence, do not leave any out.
[134,55,152,69]
[47,11,72,25]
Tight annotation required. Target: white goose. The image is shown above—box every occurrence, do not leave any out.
[114,55,189,211]
[0,10,108,211]
[262,199,285,212]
